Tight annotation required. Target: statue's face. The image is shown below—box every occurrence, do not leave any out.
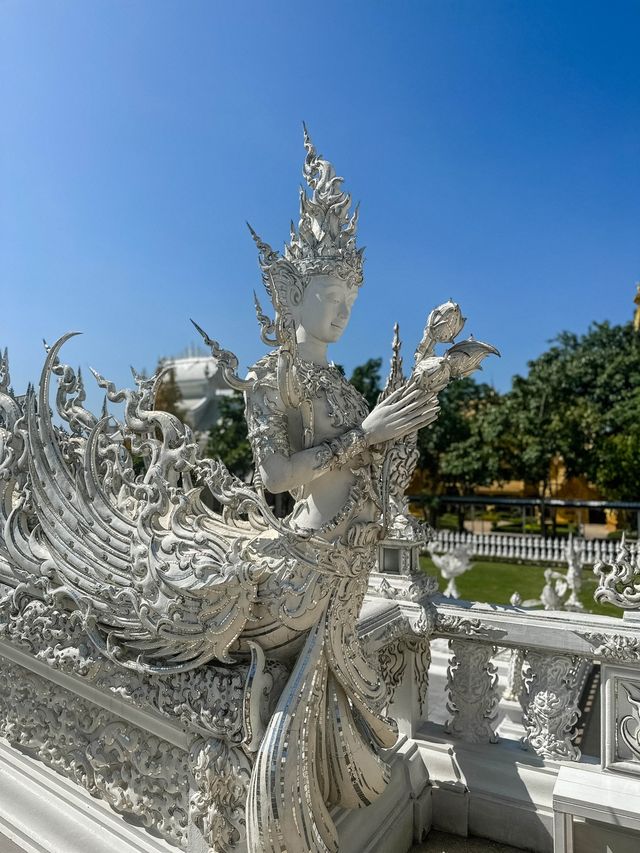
[296,274,358,344]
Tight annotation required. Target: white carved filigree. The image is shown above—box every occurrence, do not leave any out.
[378,635,430,716]
[0,129,498,853]
[504,648,525,703]
[521,651,582,761]
[594,536,640,611]
[564,534,585,611]
[369,572,438,602]
[0,660,190,849]
[579,631,640,662]
[190,738,253,851]
[445,639,499,744]
[435,613,507,642]
[620,681,640,762]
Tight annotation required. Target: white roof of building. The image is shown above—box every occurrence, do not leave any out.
[162,353,234,431]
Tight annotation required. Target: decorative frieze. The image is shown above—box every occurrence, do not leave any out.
[0,598,288,745]
[601,664,640,776]
[0,659,190,849]
[435,612,507,642]
[579,630,640,663]
[368,572,438,603]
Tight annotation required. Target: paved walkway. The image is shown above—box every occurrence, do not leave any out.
[413,830,523,853]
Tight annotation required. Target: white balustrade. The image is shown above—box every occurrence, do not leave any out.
[430,529,624,566]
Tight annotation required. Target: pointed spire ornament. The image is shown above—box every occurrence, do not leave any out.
[381,323,405,399]
[250,126,364,326]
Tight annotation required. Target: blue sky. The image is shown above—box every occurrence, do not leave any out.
[1,1,639,411]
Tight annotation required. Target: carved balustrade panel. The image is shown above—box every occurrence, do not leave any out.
[0,597,290,853]
[503,648,525,703]
[600,664,640,776]
[444,638,499,744]
[521,650,583,761]
[0,657,191,849]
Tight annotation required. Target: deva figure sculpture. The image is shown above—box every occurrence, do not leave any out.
[0,128,497,853]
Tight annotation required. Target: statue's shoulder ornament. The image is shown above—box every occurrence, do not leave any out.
[245,351,290,459]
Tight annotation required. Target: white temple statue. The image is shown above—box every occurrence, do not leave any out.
[0,128,497,853]
[427,542,474,598]
[512,536,585,613]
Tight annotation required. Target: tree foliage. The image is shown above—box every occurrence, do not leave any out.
[499,322,640,500]
[206,392,254,481]
[417,378,503,494]
[349,358,383,409]
[154,364,186,421]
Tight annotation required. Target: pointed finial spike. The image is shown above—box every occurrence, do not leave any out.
[190,318,213,347]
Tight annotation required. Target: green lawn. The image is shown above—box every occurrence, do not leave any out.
[421,557,622,618]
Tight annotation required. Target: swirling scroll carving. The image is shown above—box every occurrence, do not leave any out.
[190,738,253,852]
[0,660,190,849]
[521,651,581,761]
[445,639,499,744]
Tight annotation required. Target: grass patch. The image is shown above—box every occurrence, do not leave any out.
[421,556,622,618]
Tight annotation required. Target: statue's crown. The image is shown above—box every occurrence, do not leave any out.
[249,126,363,301]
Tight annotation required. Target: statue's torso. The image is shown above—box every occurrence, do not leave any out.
[246,352,380,538]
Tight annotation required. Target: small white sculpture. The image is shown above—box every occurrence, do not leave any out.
[428,542,474,598]
[594,532,640,612]
[513,538,586,612]
[564,534,585,611]
[540,568,566,610]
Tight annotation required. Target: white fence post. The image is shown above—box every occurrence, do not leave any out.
[432,529,618,566]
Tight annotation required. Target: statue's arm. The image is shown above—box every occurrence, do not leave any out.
[245,375,440,496]
[244,382,366,494]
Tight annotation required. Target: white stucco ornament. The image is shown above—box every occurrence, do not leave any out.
[427,542,474,598]
[513,535,586,613]
[0,128,498,853]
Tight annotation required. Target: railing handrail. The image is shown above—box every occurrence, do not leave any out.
[431,595,639,661]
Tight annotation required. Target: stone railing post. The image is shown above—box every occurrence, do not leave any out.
[379,636,431,738]
[444,639,499,743]
[521,650,582,760]
[504,647,525,702]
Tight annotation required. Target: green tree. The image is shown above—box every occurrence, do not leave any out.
[154,364,186,420]
[417,377,504,494]
[206,392,254,481]
[595,421,640,502]
[348,358,383,409]
[500,321,640,502]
